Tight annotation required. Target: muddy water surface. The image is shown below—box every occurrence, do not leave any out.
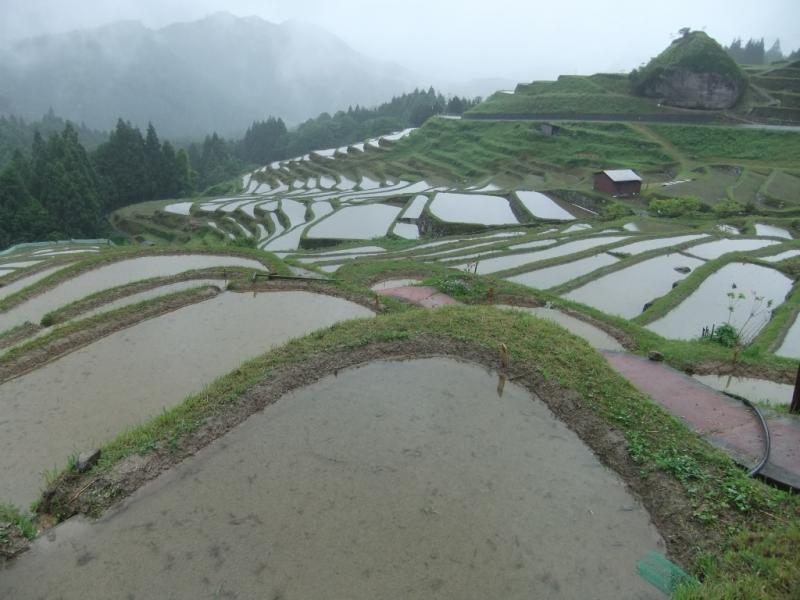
[564,253,705,318]
[647,263,792,341]
[0,291,372,507]
[0,255,266,332]
[0,358,663,599]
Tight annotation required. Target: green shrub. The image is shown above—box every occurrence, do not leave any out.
[649,196,702,217]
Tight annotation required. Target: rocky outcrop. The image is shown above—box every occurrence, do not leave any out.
[640,69,743,110]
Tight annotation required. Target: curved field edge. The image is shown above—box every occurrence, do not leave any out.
[10,306,798,598]
[0,246,288,315]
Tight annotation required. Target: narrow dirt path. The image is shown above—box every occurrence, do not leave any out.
[629,123,691,174]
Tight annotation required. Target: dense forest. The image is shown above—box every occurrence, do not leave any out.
[0,88,477,248]
[0,121,193,249]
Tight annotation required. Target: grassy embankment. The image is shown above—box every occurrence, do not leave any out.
[25,304,800,599]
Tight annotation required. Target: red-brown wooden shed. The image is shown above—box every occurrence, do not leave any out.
[593,169,642,197]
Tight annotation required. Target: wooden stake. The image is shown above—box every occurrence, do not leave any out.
[500,343,510,369]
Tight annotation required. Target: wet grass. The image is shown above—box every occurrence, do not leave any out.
[33,305,800,599]
[648,125,800,167]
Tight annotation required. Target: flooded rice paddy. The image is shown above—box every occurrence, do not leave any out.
[0,291,372,507]
[647,263,793,341]
[0,255,267,333]
[506,253,619,290]
[307,205,402,240]
[515,191,576,220]
[692,374,794,407]
[754,224,792,239]
[564,254,706,318]
[0,358,662,599]
[611,234,708,256]
[462,236,628,275]
[429,193,518,225]
[498,306,624,351]
[776,315,800,359]
[0,266,70,303]
[685,238,780,260]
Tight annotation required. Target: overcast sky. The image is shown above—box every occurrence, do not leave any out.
[2,0,798,83]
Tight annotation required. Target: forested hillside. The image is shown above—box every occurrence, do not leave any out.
[0,88,475,248]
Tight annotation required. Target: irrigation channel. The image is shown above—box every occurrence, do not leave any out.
[0,358,664,599]
[0,291,372,507]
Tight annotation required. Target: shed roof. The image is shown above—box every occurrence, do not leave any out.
[601,169,642,183]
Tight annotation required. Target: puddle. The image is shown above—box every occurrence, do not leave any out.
[0,291,372,507]
[564,253,706,318]
[612,234,708,256]
[0,255,267,333]
[515,191,576,220]
[430,193,519,225]
[370,278,423,291]
[0,358,662,599]
[460,236,628,275]
[685,238,780,260]
[647,263,793,341]
[400,195,428,220]
[507,253,619,290]
[307,205,402,240]
[393,222,419,239]
[498,306,624,351]
[693,374,793,406]
[755,224,792,239]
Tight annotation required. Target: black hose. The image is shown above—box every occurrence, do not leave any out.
[723,391,771,477]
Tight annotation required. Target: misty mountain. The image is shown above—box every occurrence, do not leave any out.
[0,13,418,138]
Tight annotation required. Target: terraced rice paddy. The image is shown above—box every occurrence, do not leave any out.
[755,224,792,239]
[507,253,619,290]
[0,291,372,507]
[307,205,402,240]
[692,374,794,407]
[515,191,576,220]
[462,236,628,275]
[0,358,663,599]
[429,193,518,225]
[564,254,706,318]
[0,255,267,333]
[685,238,781,260]
[647,263,793,341]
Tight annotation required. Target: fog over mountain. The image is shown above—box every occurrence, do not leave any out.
[0,13,421,137]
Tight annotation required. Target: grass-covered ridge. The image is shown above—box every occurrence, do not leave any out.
[631,31,747,93]
[29,305,799,599]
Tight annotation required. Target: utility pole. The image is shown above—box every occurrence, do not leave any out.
[791,363,800,414]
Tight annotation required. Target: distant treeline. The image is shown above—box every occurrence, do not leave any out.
[0,121,192,248]
[0,110,107,170]
[188,87,480,190]
[725,38,798,65]
[0,87,477,247]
